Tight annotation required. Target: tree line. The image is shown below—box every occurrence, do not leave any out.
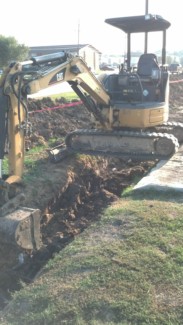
[0,35,29,69]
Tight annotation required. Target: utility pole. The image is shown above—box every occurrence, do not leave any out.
[144,0,149,53]
[77,20,80,55]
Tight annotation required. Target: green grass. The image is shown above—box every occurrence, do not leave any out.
[2,136,64,181]
[50,91,79,101]
[2,148,46,177]
[22,145,47,181]
[1,192,183,325]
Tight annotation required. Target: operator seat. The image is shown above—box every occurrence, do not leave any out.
[137,53,162,101]
[137,53,160,80]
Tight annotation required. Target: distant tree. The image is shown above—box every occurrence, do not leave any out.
[0,35,29,68]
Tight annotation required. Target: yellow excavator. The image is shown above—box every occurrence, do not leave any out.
[0,13,183,249]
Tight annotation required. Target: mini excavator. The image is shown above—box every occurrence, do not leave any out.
[0,13,183,249]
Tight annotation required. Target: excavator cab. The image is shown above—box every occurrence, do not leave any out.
[103,53,164,104]
[99,14,171,127]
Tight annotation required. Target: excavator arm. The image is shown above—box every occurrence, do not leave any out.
[0,52,111,183]
[0,52,111,250]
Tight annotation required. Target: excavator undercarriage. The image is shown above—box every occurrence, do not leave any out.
[49,123,183,163]
[64,128,179,160]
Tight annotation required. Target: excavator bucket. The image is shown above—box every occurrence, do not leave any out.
[0,206,41,250]
[0,176,41,250]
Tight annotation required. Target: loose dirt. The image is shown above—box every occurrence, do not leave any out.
[0,74,182,310]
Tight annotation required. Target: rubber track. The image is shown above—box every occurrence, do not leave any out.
[65,129,179,161]
[150,121,183,144]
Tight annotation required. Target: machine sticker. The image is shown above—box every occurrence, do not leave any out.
[57,72,64,81]
[49,68,66,85]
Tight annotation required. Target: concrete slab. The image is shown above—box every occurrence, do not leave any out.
[134,145,183,192]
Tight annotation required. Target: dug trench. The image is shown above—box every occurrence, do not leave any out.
[0,74,182,310]
[0,155,152,310]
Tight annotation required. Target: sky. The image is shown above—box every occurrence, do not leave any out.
[0,0,182,55]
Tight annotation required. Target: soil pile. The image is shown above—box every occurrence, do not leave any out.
[169,74,183,121]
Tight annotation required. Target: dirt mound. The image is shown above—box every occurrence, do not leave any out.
[27,97,90,148]
[169,74,183,121]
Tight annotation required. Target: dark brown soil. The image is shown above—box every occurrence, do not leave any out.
[0,74,182,310]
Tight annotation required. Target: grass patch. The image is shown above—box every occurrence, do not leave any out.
[2,157,8,175]
[50,91,79,101]
[2,145,47,178]
[1,193,183,325]
[19,137,63,181]
[22,145,47,181]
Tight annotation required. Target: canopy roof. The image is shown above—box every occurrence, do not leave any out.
[105,14,171,33]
